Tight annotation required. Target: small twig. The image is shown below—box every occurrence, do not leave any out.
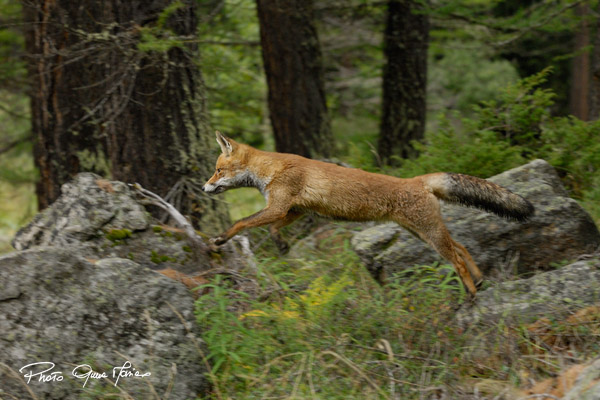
[195,267,248,281]
[130,183,209,251]
[376,339,396,397]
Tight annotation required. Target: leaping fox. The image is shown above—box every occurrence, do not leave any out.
[202,131,534,296]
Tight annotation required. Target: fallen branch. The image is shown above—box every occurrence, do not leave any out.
[130,183,209,252]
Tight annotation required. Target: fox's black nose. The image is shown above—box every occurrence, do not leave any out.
[201,185,206,192]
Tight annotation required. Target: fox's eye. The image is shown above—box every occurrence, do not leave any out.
[217,168,222,173]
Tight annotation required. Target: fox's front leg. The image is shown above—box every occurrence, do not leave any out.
[210,203,290,250]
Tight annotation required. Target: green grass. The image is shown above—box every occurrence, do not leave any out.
[195,235,600,399]
[194,239,486,398]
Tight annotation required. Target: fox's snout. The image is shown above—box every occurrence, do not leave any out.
[202,180,222,194]
[202,171,229,194]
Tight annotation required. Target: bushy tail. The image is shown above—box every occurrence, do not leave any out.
[425,173,534,221]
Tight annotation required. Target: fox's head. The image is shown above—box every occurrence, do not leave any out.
[202,131,249,194]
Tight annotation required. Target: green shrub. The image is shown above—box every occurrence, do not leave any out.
[391,68,600,224]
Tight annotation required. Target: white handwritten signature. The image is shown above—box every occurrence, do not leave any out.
[19,361,151,387]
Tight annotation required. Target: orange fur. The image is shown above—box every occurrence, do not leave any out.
[202,132,533,296]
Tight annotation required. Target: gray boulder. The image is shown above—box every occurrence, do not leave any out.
[0,247,209,399]
[11,172,252,276]
[456,257,600,327]
[351,159,600,280]
[13,173,149,251]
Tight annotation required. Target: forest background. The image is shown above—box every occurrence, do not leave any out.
[1,1,600,397]
[0,0,600,250]
[1,0,599,248]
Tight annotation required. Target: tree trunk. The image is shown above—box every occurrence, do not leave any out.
[256,0,333,158]
[570,2,590,120]
[378,0,428,165]
[22,0,229,232]
[589,3,600,120]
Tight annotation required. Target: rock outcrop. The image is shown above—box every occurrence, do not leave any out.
[11,173,250,275]
[351,159,600,280]
[1,173,256,399]
[0,247,209,399]
[12,174,149,251]
[456,257,600,327]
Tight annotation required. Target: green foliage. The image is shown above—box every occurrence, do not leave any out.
[397,116,527,178]
[429,0,580,45]
[196,234,600,398]
[539,116,600,192]
[428,42,520,115]
[195,275,262,374]
[473,67,555,146]
[138,28,184,53]
[137,0,188,53]
[198,0,267,146]
[384,67,600,225]
[0,93,35,253]
[0,0,25,87]
[195,241,476,398]
[396,69,556,178]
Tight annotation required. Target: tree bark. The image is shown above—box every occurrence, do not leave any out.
[570,2,590,120]
[22,0,229,232]
[378,0,428,165]
[256,0,333,158]
[589,2,600,120]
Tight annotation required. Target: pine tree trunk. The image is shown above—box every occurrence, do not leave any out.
[256,0,333,158]
[570,2,590,120]
[589,3,600,120]
[22,0,229,232]
[378,0,428,165]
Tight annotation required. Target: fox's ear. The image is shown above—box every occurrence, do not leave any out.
[215,131,233,156]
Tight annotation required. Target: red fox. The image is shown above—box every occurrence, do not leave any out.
[203,132,534,296]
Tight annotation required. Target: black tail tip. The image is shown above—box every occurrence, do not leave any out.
[513,199,535,222]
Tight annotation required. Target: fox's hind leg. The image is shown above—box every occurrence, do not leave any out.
[424,227,478,297]
[452,239,483,288]
[393,203,479,296]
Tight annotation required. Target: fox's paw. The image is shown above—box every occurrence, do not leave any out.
[208,236,226,252]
